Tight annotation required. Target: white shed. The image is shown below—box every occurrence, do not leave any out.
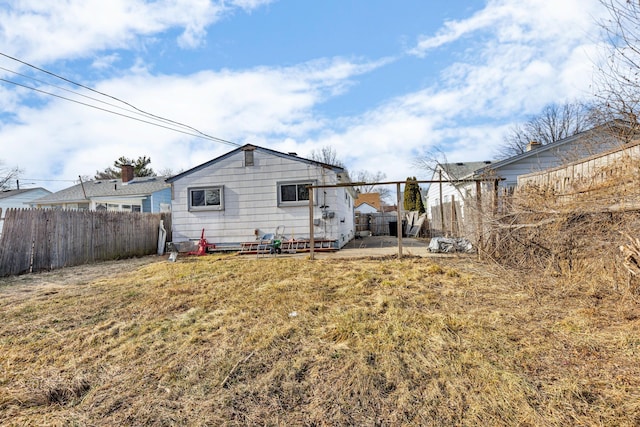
[167,144,356,248]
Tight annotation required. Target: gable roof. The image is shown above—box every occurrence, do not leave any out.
[166,144,347,183]
[0,187,50,201]
[355,202,377,211]
[437,162,492,180]
[32,176,169,204]
[474,121,634,176]
[355,192,381,211]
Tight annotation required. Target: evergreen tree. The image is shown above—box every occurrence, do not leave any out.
[403,177,425,214]
[94,156,156,180]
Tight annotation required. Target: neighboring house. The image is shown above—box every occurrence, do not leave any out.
[518,138,640,200]
[0,187,52,233]
[425,122,633,234]
[425,162,491,235]
[355,192,381,213]
[166,144,356,248]
[355,202,378,214]
[31,165,170,213]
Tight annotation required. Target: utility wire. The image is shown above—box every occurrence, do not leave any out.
[21,178,77,182]
[0,51,240,147]
[0,77,240,146]
[0,65,198,132]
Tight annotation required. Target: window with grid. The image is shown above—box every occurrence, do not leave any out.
[278,181,313,206]
[189,186,224,211]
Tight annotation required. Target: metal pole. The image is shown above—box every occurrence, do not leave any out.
[475,180,483,257]
[396,182,403,258]
[438,170,445,236]
[309,188,315,260]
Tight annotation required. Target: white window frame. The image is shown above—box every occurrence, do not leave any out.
[277,180,315,206]
[188,186,224,211]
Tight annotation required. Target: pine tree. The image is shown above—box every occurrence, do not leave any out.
[403,177,425,213]
[94,156,156,180]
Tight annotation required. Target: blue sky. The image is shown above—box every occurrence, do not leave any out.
[0,0,607,191]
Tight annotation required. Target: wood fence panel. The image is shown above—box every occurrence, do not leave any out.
[0,209,170,277]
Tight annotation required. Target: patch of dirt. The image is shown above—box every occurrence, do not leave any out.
[0,255,164,292]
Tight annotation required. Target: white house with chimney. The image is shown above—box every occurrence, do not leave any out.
[31,165,171,213]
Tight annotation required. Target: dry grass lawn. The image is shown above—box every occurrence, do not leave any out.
[1,254,639,426]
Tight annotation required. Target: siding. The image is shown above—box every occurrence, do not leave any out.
[171,150,354,246]
[0,188,52,234]
[425,169,474,221]
[150,188,172,212]
[518,140,640,194]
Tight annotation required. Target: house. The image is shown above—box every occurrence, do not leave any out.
[517,137,640,203]
[31,165,171,213]
[166,144,356,248]
[355,192,381,213]
[0,187,52,211]
[425,121,632,235]
[425,162,491,236]
[0,187,52,233]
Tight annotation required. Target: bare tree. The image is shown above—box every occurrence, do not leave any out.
[308,146,345,168]
[496,101,596,158]
[350,170,392,203]
[0,161,22,190]
[309,146,394,203]
[595,0,640,130]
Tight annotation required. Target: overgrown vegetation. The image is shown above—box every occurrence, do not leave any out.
[489,153,640,302]
[1,254,638,425]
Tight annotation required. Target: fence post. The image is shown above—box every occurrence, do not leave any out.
[439,170,445,235]
[396,182,403,258]
[475,180,483,257]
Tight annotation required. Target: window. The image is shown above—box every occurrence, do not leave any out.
[189,186,224,211]
[121,204,142,212]
[278,181,314,206]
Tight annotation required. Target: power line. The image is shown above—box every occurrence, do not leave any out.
[0,52,241,147]
[21,178,78,182]
[0,65,199,132]
[0,77,240,146]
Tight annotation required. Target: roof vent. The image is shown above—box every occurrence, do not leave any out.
[288,152,298,156]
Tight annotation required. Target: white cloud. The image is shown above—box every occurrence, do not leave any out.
[410,0,603,56]
[0,0,613,194]
[0,0,269,63]
[91,54,121,70]
[295,0,609,180]
[0,56,386,190]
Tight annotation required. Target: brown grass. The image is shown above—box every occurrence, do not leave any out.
[1,254,639,426]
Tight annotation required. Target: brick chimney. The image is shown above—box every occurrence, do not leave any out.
[526,141,541,152]
[121,164,134,183]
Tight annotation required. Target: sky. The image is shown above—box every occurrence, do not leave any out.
[0,0,610,192]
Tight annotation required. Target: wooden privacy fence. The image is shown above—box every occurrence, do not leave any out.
[0,209,171,277]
